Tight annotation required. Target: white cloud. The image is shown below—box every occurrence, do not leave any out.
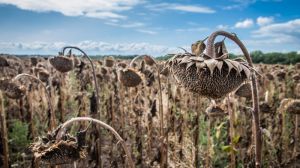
[253,19,300,37]
[85,11,126,20]
[216,24,229,30]
[245,19,300,51]
[136,29,157,35]
[147,3,215,13]
[223,0,282,10]
[234,19,254,28]
[256,16,274,26]
[0,41,178,56]
[0,0,142,20]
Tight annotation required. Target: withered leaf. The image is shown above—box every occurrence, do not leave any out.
[233,57,246,62]
[216,53,229,60]
[226,59,241,76]
[186,62,194,70]
[214,40,228,58]
[241,64,251,79]
[216,61,224,72]
[202,54,212,60]
[205,59,218,75]
[190,56,204,62]
[224,60,235,76]
[178,56,191,65]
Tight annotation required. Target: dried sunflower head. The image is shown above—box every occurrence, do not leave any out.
[235,83,252,99]
[0,78,26,99]
[105,56,115,67]
[144,55,156,66]
[286,100,300,115]
[29,127,87,165]
[118,68,142,87]
[205,105,227,117]
[191,37,207,56]
[0,56,9,67]
[34,67,50,82]
[49,55,74,73]
[165,52,251,99]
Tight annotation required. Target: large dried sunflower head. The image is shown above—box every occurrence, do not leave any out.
[0,78,26,99]
[118,68,142,87]
[165,52,251,99]
[286,100,300,115]
[29,127,87,165]
[49,56,74,73]
[104,56,115,67]
[235,83,252,99]
[0,56,9,67]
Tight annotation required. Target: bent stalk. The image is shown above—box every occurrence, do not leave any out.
[56,117,135,168]
[13,73,56,131]
[206,30,262,168]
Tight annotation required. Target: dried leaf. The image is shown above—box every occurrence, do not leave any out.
[205,59,218,75]
[241,64,251,78]
[233,57,246,62]
[226,60,241,76]
[202,54,212,60]
[191,38,207,56]
[178,56,191,64]
[214,40,228,58]
[195,62,206,72]
[224,60,235,76]
[186,62,194,70]
[190,56,204,62]
[216,53,229,60]
[216,61,224,72]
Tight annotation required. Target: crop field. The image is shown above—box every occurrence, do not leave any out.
[0,32,300,168]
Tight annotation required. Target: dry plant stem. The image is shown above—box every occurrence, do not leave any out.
[56,117,135,168]
[13,73,56,131]
[227,95,236,168]
[194,96,200,168]
[0,93,9,168]
[293,114,299,157]
[60,46,103,167]
[130,55,166,167]
[206,30,262,168]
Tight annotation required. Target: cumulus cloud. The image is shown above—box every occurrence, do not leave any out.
[234,19,254,28]
[0,0,142,20]
[146,3,215,13]
[0,41,180,56]
[256,16,274,26]
[253,19,300,38]
[249,19,300,50]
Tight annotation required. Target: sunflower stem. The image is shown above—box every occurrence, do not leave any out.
[206,30,262,168]
[13,73,56,131]
[60,46,103,167]
[56,117,135,168]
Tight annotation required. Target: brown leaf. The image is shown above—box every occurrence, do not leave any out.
[205,59,218,75]
[178,56,191,65]
[186,62,194,70]
[214,40,228,58]
[190,56,204,62]
[224,60,235,76]
[241,64,251,79]
[216,61,224,72]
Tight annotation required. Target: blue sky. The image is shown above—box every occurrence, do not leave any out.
[0,0,299,56]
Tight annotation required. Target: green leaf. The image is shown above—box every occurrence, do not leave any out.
[232,135,241,144]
